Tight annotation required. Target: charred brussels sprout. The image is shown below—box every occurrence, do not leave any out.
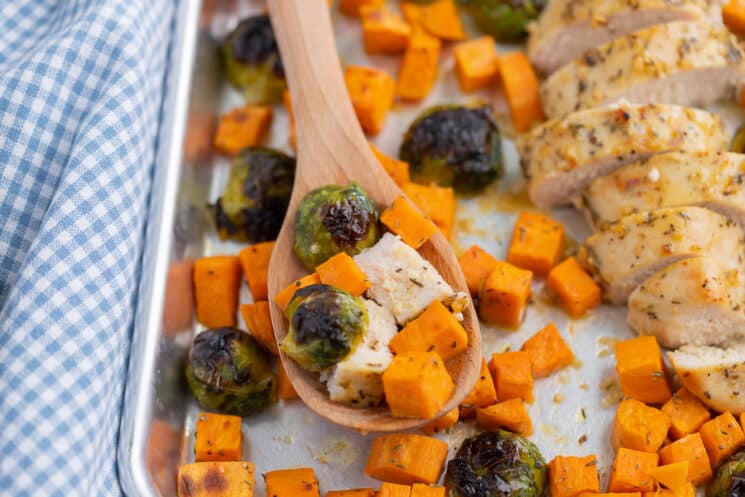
[223,15,286,104]
[213,147,295,242]
[293,183,380,269]
[708,448,745,497]
[457,0,546,42]
[281,284,367,372]
[445,431,547,497]
[185,327,276,416]
[400,105,503,192]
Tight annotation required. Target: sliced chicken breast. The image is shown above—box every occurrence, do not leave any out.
[628,257,745,348]
[518,102,728,208]
[540,21,745,119]
[579,206,745,304]
[528,0,708,75]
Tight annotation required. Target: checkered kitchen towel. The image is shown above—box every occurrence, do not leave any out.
[0,1,175,495]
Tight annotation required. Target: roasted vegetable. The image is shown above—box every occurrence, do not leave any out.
[213,147,295,243]
[222,15,286,104]
[293,183,380,269]
[399,105,502,192]
[281,284,367,372]
[457,0,546,43]
[185,327,276,416]
[732,124,745,153]
[445,430,547,497]
[708,448,745,497]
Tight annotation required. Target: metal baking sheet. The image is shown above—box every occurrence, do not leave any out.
[119,1,744,496]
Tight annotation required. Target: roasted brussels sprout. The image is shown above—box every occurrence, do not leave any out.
[223,15,286,104]
[445,430,547,497]
[399,105,503,192]
[457,0,546,42]
[708,448,745,497]
[731,125,745,154]
[213,147,295,242]
[293,183,380,269]
[281,284,367,372]
[185,327,276,416]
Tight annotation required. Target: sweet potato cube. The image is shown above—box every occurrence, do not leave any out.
[239,241,274,301]
[458,245,498,296]
[389,301,468,361]
[194,412,242,462]
[658,433,712,486]
[648,462,689,493]
[194,256,242,328]
[724,0,745,36]
[278,360,298,400]
[642,484,695,497]
[163,260,194,335]
[366,433,449,484]
[478,261,533,328]
[608,448,658,493]
[454,36,500,93]
[498,52,544,132]
[378,483,411,497]
[700,412,745,468]
[421,407,459,435]
[548,455,600,497]
[420,0,465,41]
[380,197,438,249]
[339,0,385,17]
[488,351,534,403]
[382,351,454,419]
[460,357,498,418]
[264,468,320,497]
[476,398,533,435]
[611,399,671,453]
[316,252,370,296]
[400,1,425,26]
[213,105,272,156]
[402,182,456,239]
[345,66,395,135]
[661,388,711,439]
[371,144,410,187]
[273,273,321,311]
[410,484,446,497]
[240,302,277,354]
[521,322,574,378]
[397,31,441,101]
[579,494,642,497]
[177,461,254,497]
[325,490,375,497]
[508,212,564,276]
[615,336,672,404]
[361,6,412,54]
[546,257,601,319]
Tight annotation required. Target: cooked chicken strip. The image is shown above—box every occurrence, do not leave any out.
[579,206,745,304]
[518,102,728,208]
[540,21,745,119]
[528,0,708,75]
[628,257,745,348]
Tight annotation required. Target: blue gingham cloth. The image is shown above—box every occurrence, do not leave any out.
[0,1,175,495]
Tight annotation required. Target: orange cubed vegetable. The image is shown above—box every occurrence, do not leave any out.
[546,257,601,318]
[658,433,712,486]
[389,301,468,360]
[498,52,544,133]
[273,273,321,312]
[283,90,296,150]
[579,494,642,497]
[699,411,745,468]
[366,433,449,484]
[458,245,498,296]
[507,212,564,276]
[608,448,658,493]
[478,261,533,328]
[194,256,242,328]
[648,462,689,494]
[476,398,533,435]
[422,407,459,435]
[611,399,672,453]
[278,360,298,401]
[615,336,672,404]
[382,351,454,419]
[454,36,500,93]
[378,483,411,497]
[184,112,216,162]
[345,66,395,136]
[213,105,272,156]
[420,0,465,41]
[339,0,385,17]
[460,358,498,418]
[361,6,412,54]
[371,144,410,187]
[723,0,745,36]
[238,241,274,301]
[380,196,438,249]
[548,455,600,497]
[397,31,441,101]
[177,461,254,497]
[661,388,711,440]
[264,468,320,497]
[316,252,370,296]
[163,260,194,335]
[326,490,375,497]
[194,412,242,462]
[488,351,534,403]
[402,182,456,239]
[240,301,277,355]
[521,322,574,378]
[410,484,446,497]
[642,484,695,497]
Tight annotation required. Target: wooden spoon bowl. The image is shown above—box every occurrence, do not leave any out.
[266,0,482,432]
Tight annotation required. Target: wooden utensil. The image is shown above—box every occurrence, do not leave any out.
[266,0,482,432]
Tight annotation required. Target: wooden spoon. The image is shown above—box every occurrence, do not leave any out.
[266,0,482,432]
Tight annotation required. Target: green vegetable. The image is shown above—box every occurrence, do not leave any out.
[457,0,545,43]
[281,284,367,372]
[445,430,547,497]
[708,448,745,497]
[222,14,286,104]
[185,327,276,416]
[293,182,380,270]
[399,105,503,192]
[213,147,295,242]
[731,125,745,154]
